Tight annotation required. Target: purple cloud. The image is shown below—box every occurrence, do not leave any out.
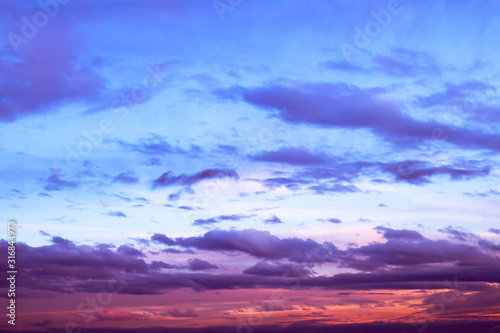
[218,82,500,152]
[187,258,218,271]
[153,168,238,188]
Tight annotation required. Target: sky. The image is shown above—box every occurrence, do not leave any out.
[1,0,500,332]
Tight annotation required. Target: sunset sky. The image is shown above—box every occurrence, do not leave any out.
[1,1,500,332]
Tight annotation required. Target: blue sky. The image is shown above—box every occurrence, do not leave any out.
[2,0,499,246]
[1,1,500,330]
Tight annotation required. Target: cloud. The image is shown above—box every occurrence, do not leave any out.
[438,226,475,241]
[295,159,491,188]
[117,245,144,257]
[489,228,500,235]
[113,172,140,184]
[166,308,199,318]
[44,170,79,191]
[175,229,339,263]
[3,233,500,298]
[374,226,425,241]
[318,218,342,224]
[149,261,178,271]
[193,217,219,226]
[264,215,283,224]
[51,236,75,247]
[478,239,500,251]
[153,168,239,188]
[31,319,53,328]
[106,211,127,218]
[243,261,312,277]
[217,82,500,152]
[187,258,219,271]
[0,17,106,122]
[346,237,499,271]
[0,239,149,286]
[418,81,496,108]
[151,233,176,246]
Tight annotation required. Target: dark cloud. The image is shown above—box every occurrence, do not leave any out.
[478,239,500,251]
[153,168,239,188]
[51,236,75,247]
[216,144,239,154]
[187,258,218,271]
[0,239,149,287]
[250,150,490,191]
[0,17,106,122]
[130,237,150,246]
[346,237,499,271]
[117,245,144,257]
[44,170,79,191]
[374,226,425,241]
[464,189,500,197]
[217,82,500,152]
[309,183,360,194]
[264,215,283,224]
[19,321,500,333]
[174,229,339,263]
[166,308,199,318]
[193,217,219,226]
[3,233,500,298]
[161,248,196,254]
[31,319,52,328]
[151,233,176,246]
[243,261,312,277]
[489,228,500,235]
[149,261,178,271]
